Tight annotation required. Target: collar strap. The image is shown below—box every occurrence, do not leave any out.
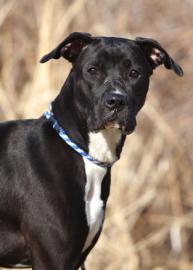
[44,111,114,168]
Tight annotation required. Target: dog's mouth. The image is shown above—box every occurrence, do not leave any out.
[90,110,136,135]
[104,121,136,135]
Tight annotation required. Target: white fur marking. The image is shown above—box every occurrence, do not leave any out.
[82,159,106,252]
[88,129,121,163]
[82,129,121,252]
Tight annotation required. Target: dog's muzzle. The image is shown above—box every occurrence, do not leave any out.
[103,90,136,134]
[101,79,135,133]
[88,79,136,134]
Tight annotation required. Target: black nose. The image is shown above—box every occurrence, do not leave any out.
[105,92,127,110]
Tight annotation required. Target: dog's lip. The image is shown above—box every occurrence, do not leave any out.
[89,115,136,134]
[104,121,136,135]
[90,124,135,135]
[120,125,135,135]
[104,122,121,129]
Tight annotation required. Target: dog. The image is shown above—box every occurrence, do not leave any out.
[0,32,183,270]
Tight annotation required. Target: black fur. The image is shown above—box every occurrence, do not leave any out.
[0,32,183,270]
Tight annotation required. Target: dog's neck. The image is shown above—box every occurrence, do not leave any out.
[52,72,89,148]
[51,72,125,165]
[88,129,122,164]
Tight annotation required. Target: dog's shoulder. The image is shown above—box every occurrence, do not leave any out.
[0,118,41,139]
[0,118,46,157]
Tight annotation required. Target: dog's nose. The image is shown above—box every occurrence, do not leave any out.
[105,92,127,110]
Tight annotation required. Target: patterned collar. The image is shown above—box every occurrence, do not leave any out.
[44,111,115,168]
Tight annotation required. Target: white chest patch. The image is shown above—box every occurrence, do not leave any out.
[82,129,121,252]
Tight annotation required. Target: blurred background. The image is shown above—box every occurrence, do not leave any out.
[0,0,192,269]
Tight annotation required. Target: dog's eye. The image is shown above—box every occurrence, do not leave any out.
[129,69,140,79]
[87,67,98,75]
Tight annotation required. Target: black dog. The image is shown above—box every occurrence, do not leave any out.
[0,32,183,270]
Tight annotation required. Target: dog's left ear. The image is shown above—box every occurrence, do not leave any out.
[40,32,93,63]
[136,37,183,76]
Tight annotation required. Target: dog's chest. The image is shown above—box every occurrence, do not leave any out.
[82,129,121,252]
[82,160,106,252]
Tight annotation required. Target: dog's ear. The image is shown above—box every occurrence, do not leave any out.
[136,37,183,76]
[40,32,92,63]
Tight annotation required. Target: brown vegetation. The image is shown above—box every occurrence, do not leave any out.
[0,0,193,269]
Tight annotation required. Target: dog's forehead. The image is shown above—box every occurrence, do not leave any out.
[81,37,143,64]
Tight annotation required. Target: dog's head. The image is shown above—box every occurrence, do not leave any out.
[40,32,183,135]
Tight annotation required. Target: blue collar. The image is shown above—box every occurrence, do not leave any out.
[44,111,115,168]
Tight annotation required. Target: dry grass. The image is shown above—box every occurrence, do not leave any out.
[0,0,193,269]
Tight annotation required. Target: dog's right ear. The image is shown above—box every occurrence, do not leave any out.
[40,32,92,63]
